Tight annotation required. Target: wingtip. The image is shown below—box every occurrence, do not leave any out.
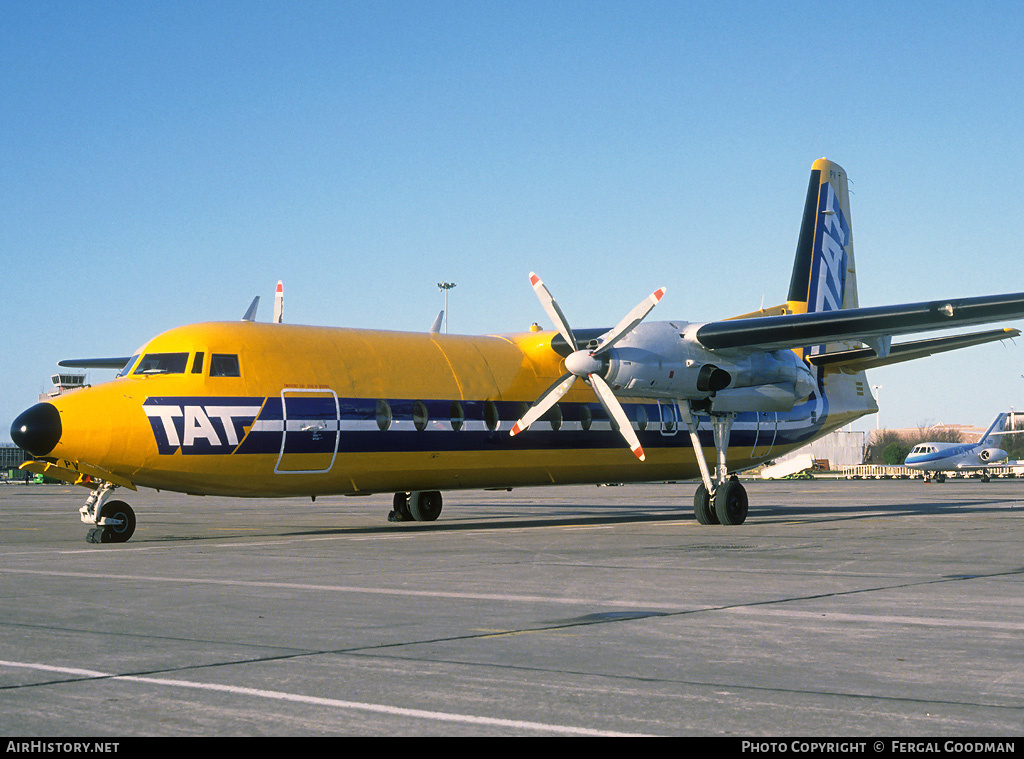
[633,446,645,461]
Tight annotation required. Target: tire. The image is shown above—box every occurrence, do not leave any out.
[693,483,718,525]
[408,491,443,522]
[713,480,748,525]
[390,492,413,521]
[98,500,136,543]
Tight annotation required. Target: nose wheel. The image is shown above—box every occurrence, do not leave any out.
[81,482,137,543]
[86,500,137,543]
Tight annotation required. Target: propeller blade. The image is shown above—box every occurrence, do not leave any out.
[588,373,645,461]
[529,272,577,351]
[594,286,667,354]
[510,373,577,436]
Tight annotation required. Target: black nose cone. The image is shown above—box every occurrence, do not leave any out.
[11,403,62,457]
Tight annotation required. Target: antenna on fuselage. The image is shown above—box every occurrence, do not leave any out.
[273,280,284,323]
[242,296,259,322]
[429,310,444,334]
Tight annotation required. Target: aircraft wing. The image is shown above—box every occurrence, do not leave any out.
[57,357,134,369]
[696,292,1024,353]
[806,328,1020,372]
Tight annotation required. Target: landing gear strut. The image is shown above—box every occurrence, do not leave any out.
[81,482,137,543]
[680,402,748,525]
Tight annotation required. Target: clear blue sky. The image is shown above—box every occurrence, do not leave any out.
[4,0,1024,441]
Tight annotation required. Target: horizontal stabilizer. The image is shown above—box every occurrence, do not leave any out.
[697,292,1024,352]
[58,357,133,370]
[807,328,1020,371]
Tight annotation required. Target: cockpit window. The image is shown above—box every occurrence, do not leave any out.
[116,355,140,378]
[133,353,189,375]
[210,354,240,377]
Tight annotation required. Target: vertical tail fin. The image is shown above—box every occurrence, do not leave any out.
[980,413,1009,445]
[786,158,858,315]
[786,160,876,427]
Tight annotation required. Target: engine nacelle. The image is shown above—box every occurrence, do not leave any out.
[601,333,816,412]
[978,448,1007,464]
[602,352,731,399]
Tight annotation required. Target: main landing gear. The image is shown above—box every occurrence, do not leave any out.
[681,403,748,525]
[389,490,443,522]
[81,482,137,543]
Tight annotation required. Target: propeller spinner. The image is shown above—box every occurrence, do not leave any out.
[510,273,666,461]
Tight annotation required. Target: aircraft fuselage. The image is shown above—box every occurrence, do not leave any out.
[13,319,866,498]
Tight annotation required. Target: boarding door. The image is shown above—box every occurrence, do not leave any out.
[275,389,340,474]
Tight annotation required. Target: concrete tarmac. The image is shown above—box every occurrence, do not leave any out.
[1,479,1022,737]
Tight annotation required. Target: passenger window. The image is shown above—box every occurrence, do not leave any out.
[544,403,562,431]
[636,405,648,432]
[484,401,500,432]
[134,353,188,375]
[376,400,392,432]
[210,354,240,377]
[192,352,205,374]
[450,401,465,432]
[413,401,429,431]
[580,405,592,431]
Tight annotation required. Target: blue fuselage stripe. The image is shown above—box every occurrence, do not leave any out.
[142,396,826,457]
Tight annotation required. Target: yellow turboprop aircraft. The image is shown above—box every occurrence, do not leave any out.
[11,158,1024,543]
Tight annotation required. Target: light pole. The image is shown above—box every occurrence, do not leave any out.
[437,282,456,333]
[873,385,882,429]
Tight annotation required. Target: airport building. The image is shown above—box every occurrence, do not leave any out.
[1,443,30,479]
[763,429,868,472]
[39,372,89,402]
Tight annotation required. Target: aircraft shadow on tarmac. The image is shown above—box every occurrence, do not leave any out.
[134,492,1022,543]
[145,509,684,542]
[762,496,1021,523]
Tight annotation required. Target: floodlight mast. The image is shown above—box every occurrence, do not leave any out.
[437,282,456,333]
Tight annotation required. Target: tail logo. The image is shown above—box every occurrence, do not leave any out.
[808,181,850,314]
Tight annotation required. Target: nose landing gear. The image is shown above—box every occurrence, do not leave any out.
[82,482,137,543]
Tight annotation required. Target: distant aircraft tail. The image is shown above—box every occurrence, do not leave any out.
[980,413,1010,445]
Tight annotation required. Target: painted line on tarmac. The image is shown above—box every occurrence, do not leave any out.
[0,567,692,611]
[722,606,1024,631]
[0,659,648,737]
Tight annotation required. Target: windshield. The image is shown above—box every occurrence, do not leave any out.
[133,352,189,375]
[116,355,140,378]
